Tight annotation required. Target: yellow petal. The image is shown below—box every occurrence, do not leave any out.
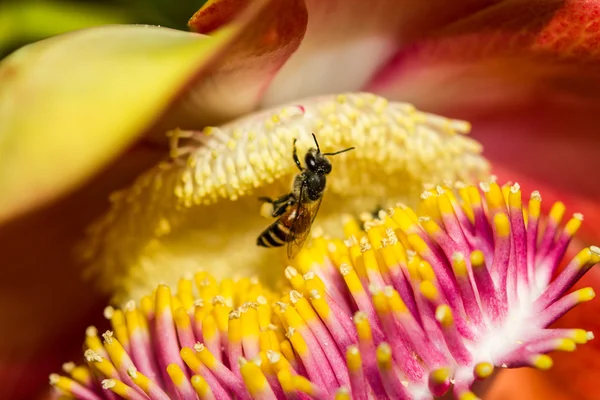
[0,0,305,225]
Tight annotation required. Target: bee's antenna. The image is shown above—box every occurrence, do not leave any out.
[311,133,321,152]
[323,147,355,156]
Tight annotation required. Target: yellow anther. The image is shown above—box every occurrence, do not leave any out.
[549,201,566,224]
[102,332,128,367]
[508,184,522,210]
[470,250,485,267]
[195,343,218,368]
[277,369,295,393]
[354,312,372,341]
[127,367,152,394]
[385,288,408,313]
[474,362,494,379]
[335,387,351,400]
[484,182,505,210]
[376,343,393,370]
[309,290,331,320]
[340,264,365,296]
[493,213,510,237]
[346,345,363,372]
[452,253,468,277]
[181,347,202,372]
[166,364,186,386]
[435,305,454,327]
[419,281,439,300]
[191,375,213,400]
[174,307,191,329]
[292,374,317,395]
[575,287,595,302]
[228,312,242,344]
[532,354,553,370]
[420,217,442,236]
[202,314,219,341]
[84,326,104,353]
[555,338,576,352]
[418,261,436,282]
[285,267,306,293]
[140,295,154,317]
[286,329,308,357]
[529,191,542,220]
[156,284,172,314]
[407,234,430,254]
[437,193,455,215]
[565,214,583,236]
[575,248,593,267]
[571,329,590,344]
[240,359,270,396]
[459,391,480,400]
[372,291,389,314]
[241,304,260,339]
[430,367,450,383]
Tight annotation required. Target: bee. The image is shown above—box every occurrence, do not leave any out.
[256,134,355,258]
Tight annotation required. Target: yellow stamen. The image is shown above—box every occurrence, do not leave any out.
[191,375,214,400]
[276,369,295,393]
[354,312,372,341]
[376,343,393,370]
[194,343,218,368]
[474,362,494,379]
[166,364,186,387]
[420,281,439,301]
[240,358,271,396]
[435,305,454,328]
[493,213,510,237]
[126,367,152,395]
[532,354,553,370]
[430,367,450,384]
[459,392,480,400]
[549,201,566,224]
[335,387,351,400]
[346,345,362,372]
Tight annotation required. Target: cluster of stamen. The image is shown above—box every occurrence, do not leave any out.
[53,181,597,399]
[80,92,489,302]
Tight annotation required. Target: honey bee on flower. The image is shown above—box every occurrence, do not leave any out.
[257,133,354,258]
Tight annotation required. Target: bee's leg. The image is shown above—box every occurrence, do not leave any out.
[260,193,292,205]
[292,139,303,171]
[272,198,296,217]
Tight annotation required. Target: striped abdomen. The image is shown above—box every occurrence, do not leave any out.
[256,206,311,248]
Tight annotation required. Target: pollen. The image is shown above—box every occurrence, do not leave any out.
[80,92,489,302]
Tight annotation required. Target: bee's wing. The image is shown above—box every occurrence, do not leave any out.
[287,194,323,259]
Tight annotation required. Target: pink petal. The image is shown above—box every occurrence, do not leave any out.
[260,0,495,107]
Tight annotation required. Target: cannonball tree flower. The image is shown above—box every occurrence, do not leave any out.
[0,0,599,399]
[48,181,599,400]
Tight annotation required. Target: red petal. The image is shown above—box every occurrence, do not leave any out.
[259,0,494,107]
[166,0,308,129]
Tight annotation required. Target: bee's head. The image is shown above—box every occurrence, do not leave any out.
[305,149,332,174]
[304,133,354,175]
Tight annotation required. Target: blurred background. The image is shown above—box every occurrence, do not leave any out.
[0,0,209,60]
